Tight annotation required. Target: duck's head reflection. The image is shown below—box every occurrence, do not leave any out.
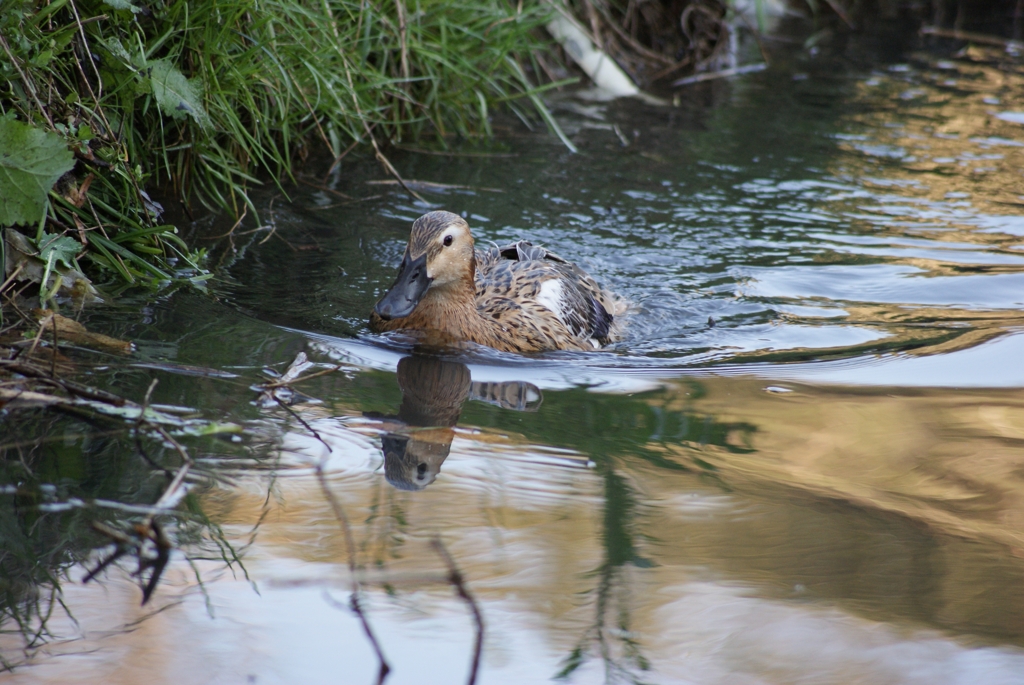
[377,355,541,490]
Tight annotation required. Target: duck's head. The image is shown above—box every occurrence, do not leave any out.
[374,211,475,320]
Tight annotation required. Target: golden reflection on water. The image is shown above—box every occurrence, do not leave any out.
[11,359,1024,684]
[832,46,1024,234]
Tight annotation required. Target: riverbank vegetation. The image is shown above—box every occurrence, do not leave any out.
[0,0,565,297]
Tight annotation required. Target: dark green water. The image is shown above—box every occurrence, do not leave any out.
[7,25,1024,685]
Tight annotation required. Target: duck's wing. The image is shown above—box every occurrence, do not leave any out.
[477,254,615,347]
[533,264,615,344]
[476,240,570,266]
[498,240,570,264]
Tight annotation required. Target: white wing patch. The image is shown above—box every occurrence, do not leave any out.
[536,279,566,321]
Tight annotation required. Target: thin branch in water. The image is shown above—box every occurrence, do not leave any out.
[671,62,766,87]
[920,25,1024,49]
[260,364,344,390]
[272,394,332,453]
[299,179,353,200]
[326,137,363,177]
[316,462,391,684]
[49,310,59,378]
[134,378,173,476]
[23,311,53,362]
[137,519,171,605]
[365,179,503,194]
[311,196,385,209]
[431,537,484,685]
[323,592,391,685]
[394,146,519,158]
[204,205,249,240]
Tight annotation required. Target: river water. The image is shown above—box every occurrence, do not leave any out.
[7,23,1024,685]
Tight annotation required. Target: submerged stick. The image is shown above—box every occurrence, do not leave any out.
[671,62,767,87]
[920,25,1024,50]
[272,395,332,453]
[260,364,344,390]
[431,538,484,685]
[316,462,391,684]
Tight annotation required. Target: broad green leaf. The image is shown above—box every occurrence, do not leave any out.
[148,59,211,129]
[37,233,83,269]
[4,228,96,298]
[0,115,75,226]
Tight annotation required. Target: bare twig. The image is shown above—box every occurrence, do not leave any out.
[204,206,249,240]
[921,25,1024,49]
[365,179,503,193]
[326,138,362,177]
[134,378,173,476]
[592,1,676,67]
[431,538,484,685]
[394,146,518,158]
[310,196,385,210]
[272,395,333,453]
[260,364,344,390]
[340,62,427,204]
[732,11,771,66]
[297,87,333,153]
[0,360,128,405]
[671,62,766,87]
[299,179,353,200]
[316,461,391,684]
[0,34,54,128]
[25,311,53,361]
[0,262,26,297]
[648,57,694,83]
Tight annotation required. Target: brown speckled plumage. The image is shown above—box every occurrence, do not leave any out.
[370,211,620,353]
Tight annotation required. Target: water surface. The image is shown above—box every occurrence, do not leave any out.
[7,25,1024,685]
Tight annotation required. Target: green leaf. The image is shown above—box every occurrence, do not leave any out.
[37,233,83,269]
[31,49,53,67]
[102,0,141,12]
[101,36,135,67]
[148,59,211,129]
[0,115,75,227]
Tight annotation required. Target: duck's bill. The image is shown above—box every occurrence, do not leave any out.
[374,253,430,320]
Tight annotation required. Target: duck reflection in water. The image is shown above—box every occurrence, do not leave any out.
[373,355,542,490]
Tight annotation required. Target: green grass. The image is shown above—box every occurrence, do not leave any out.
[0,0,567,289]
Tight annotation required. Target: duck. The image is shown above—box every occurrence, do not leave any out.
[370,211,621,353]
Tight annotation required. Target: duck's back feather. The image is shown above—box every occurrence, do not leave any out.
[476,241,615,348]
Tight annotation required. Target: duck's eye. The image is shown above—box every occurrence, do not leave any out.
[443,234,453,247]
